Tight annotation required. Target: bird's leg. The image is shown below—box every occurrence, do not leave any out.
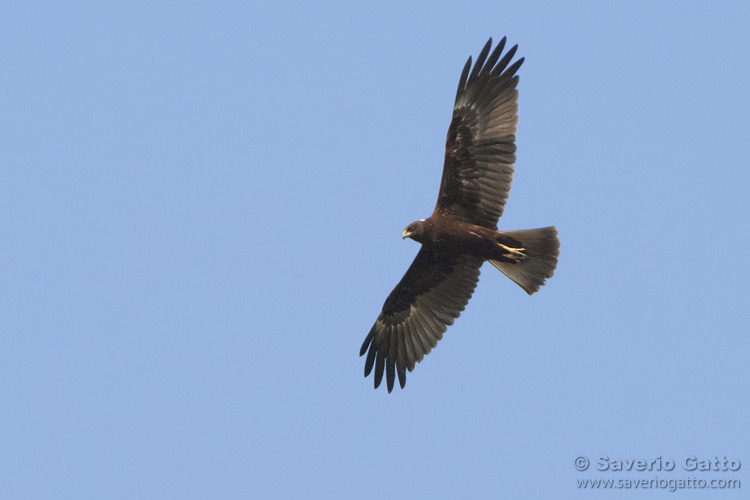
[496,242,526,263]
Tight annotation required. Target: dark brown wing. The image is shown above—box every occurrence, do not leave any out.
[359,247,482,392]
[435,37,523,229]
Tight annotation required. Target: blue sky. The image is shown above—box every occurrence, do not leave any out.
[2,1,749,499]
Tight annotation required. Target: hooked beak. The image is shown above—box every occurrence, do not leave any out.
[402,229,410,239]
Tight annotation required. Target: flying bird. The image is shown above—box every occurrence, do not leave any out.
[359,37,560,392]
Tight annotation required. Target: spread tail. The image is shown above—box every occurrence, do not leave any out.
[489,226,559,295]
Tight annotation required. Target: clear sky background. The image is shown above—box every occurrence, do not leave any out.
[2,2,749,499]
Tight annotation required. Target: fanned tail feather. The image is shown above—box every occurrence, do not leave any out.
[489,226,559,295]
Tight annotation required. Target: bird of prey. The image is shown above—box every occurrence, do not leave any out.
[359,37,560,392]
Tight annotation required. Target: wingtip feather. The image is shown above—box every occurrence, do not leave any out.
[468,39,493,84]
[386,361,396,393]
[456,56,472,101]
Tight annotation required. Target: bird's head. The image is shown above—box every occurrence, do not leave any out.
[402,219,426,242]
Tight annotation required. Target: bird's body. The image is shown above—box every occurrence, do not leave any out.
[405,216,527,263]
[360,37,560,392]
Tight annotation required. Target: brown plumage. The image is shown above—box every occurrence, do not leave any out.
[360,37,560,392]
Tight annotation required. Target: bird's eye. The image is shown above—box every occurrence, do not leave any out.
[408,225,415,232]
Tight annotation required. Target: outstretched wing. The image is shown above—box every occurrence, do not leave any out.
[435,37,523,229]
[360,247,482,392]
